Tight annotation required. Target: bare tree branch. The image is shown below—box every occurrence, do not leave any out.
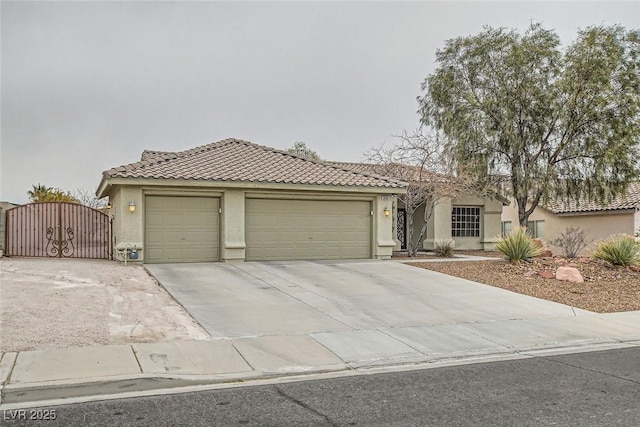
[365,129,493,257]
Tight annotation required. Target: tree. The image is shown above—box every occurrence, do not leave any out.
[287,141,321,160]
[365,130,489,257]
[71,188,108,209]
[419,23,640,227]
[27,184,78,203]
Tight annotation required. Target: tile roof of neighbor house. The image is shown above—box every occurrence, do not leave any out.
[335,162,511,205]
[102,138,407,189]
[544,182,640,214]
[331,162,447,182]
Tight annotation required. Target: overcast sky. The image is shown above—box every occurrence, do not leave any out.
[1,1,638,204]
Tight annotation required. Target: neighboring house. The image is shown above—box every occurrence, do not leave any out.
[501,182,640,253]
[0,201,20,256]
[333,163,507,251]
[96,138,407,263]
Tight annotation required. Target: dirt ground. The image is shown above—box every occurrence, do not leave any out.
[0,257,209,352]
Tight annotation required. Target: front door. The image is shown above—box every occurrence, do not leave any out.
[397,208,407,250]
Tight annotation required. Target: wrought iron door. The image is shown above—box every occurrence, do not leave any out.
[397,208,407,250]
[5,202,110,259]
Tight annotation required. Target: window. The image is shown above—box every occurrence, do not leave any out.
[451,207,481,237]
[527,220,545,239]
[501,221,512,237]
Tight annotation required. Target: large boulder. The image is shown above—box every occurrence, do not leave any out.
[532,238,552,257]
[556,266,584,283]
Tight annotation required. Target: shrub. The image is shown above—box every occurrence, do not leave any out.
[495,227,542,262]
[434,240,455,257]
[592,234,640,266]
[549,227,589,258]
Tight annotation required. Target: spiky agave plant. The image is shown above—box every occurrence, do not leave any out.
[593,234,640,266]
[495,227,542,262]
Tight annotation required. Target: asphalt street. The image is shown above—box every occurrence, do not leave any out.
[2,347,639,427]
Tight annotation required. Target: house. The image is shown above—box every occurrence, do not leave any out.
[501,182,640,253]
[96,138,407,263]
[332,163,507,251]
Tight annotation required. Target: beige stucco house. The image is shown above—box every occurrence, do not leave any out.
[501,182,640,254]
[333,163,506,251]
[96,139,407,263]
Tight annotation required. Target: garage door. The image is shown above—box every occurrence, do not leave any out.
[145,196,220,263]
[246,199,371,261]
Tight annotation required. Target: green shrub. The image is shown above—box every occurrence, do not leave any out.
[592,234,640,266]
[495,227,542,262]
[434,240,455,257]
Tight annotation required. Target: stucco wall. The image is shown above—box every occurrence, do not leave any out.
[109,186,145,262]
[501,201,637,255]
[418,195,503,251]
[0,202,19,256]
[105,184,396,263]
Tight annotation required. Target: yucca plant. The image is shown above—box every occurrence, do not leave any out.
[495,227,542,262]
[592,234,640,266]
[434,240,455,257]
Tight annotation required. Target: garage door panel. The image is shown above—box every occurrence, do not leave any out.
[246,199,371,261]
[145,196,220,263]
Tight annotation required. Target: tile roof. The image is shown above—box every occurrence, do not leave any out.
[544,182,640,214]
[333,162,510,204]
[331,162,447,183]
[102,139,406,189]
[140,150,176,161]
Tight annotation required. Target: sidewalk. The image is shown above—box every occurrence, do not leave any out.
[2,310,639,409]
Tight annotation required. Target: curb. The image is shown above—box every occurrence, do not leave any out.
[3,340,638,409]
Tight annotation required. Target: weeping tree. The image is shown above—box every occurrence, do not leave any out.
[365,130,488,256]
[419,23,640,227]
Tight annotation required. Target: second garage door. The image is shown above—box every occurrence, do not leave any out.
[145,196,220,263]
[245,198,371,261]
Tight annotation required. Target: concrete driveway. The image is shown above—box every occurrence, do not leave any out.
[146,260,585,339]
[142,260,640,367]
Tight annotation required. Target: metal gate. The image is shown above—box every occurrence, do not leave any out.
[397,208,407,250]
[5,202,110,259]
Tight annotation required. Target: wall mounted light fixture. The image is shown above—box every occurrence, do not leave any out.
[383,207,390,217]
[129,201,136,213]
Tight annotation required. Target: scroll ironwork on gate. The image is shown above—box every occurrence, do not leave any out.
[397,208,407,250]
[4,202,110,259]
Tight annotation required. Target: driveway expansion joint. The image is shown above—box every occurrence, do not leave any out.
[130,345,144,374]
[0,353,18,388]
[230,263,358,330]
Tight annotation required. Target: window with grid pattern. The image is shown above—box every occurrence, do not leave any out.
[501,221,512,237]
[526,220,545,239]
[451,207,481,237]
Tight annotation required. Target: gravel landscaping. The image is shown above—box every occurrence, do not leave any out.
[407,252,640,313]
[0,258,209,352]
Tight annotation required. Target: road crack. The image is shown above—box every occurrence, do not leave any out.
[541,354,640,386]
[274,385,339,426]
